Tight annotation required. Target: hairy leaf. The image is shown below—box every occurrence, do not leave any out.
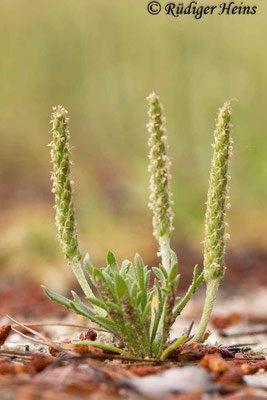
[115,274,128,299]
[41,286,72,309]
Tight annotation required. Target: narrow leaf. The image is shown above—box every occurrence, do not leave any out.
[170,249,178,266]
[106,301,124,316]
[144,270,151,290]
[173,265,204,318]
[41,286,72,309]
[135,254,145,290]
[168,262,178,283]
[102,271,116,299]
[153,279,162,306]
[160,335,187,360]
[115,274,128,299]
[141,301,151,324]
[107,250,116,266]
[74,341,131,356]
[152,267,166,284]
[71,302,118,335]
[174,274,180,289]
[93,267,105,282]
[71,290,81,303]
[159,264,168,280]
[83,253,93,277]
[86,296,107,311]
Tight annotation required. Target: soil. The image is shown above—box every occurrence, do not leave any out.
[0,254,267,400]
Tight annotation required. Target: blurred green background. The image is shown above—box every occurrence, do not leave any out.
[0,0,266,289]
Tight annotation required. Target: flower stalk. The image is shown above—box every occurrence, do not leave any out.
[147,92,174,272]
[192,101,233,342]
[147,93,203,354]
[49,106,94,299]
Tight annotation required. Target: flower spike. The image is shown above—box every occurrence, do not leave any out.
[193,101,233,342]
[147,93,174,272]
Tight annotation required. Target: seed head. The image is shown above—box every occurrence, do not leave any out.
[50,106,81,262]
[204,102,233,281]
[147,93,174,240]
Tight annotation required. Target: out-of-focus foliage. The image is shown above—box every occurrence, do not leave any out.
[0,0,266,281]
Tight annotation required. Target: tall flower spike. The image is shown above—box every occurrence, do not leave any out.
[50,106,80,261]
[203,101,233,282]
[50,106,94,298]
[192,101,233,342]
[147,93,174,271]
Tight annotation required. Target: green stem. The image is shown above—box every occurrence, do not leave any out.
[191,278,220,342]
[159,235,170,272]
